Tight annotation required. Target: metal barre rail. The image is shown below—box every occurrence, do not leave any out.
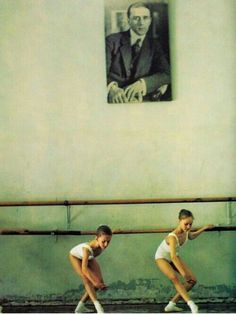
[0,196,236,207]
[0,226,235,235]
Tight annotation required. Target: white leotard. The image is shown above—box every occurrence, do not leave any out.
[70,243,94,260]
[155,232,188,262]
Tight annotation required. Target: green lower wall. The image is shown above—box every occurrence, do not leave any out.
[0,203,235,304]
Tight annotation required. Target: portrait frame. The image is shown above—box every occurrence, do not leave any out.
[104,0,172,104]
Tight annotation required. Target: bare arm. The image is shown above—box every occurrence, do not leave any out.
[169,236,186,277]
[81,248,102,288]
[188,224,215,240]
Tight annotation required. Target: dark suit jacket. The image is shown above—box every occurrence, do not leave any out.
[106,30,171,96]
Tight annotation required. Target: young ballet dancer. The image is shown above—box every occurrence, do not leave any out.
[155,209,214,313]
[69,225,112,313]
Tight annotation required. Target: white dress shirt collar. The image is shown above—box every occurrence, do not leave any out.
[130,29,146,46]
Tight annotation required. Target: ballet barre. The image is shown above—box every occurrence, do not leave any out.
[0,196,235,207]
[0,226,235,235]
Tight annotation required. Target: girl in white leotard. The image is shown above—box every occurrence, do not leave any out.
[69,225,112,313]
[155,230,189,262]
[155,209,214,314]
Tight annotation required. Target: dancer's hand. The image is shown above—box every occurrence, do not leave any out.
[204,224,215,230]
[100,283,108,290]
[184,273,192,282]
[94,281,107,290]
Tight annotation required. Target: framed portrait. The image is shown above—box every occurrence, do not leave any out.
[104,0,172,103]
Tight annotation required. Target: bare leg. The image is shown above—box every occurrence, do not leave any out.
[80,291,89,303]
[171,257,197,303]
[69,254,98,302]
[156,259,198,313]
[69,255,105,313]
[156,259,191,303]
[76,259,105,303]
[86,259,105,312]
[88,258,104,285]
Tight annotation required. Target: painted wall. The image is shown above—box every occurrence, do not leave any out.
[0,203,236,303]
[0,0,235,201]
[0,0,236,305]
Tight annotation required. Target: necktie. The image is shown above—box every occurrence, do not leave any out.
[132,38,141,59]
[130,38,142,78]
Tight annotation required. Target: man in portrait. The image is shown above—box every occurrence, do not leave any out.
[105,1,171,103]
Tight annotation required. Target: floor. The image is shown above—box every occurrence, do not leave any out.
[2,303,236,313]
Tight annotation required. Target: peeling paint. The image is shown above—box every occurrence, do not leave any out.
[2,280,236,305]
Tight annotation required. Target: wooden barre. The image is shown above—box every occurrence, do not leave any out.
[0,196,235,207]
[0,226,235,235]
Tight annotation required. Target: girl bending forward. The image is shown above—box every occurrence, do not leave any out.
[69,225,112,313]
[155,209,214,313]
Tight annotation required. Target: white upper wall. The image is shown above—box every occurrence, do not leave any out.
[0,0,235,201]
